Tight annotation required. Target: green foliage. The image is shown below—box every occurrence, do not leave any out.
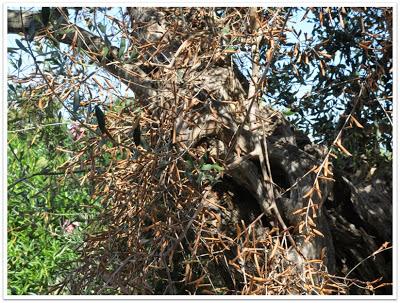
[282,107,296,116]
[184,154,224,186]
[7,94,99,294]
[264,7,392,168]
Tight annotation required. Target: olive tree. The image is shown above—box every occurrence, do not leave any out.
[7,7,392,295]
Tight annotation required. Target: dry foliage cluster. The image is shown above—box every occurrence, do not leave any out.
[14,7,390,295]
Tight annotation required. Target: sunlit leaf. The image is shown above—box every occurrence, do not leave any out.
[101,46,109,58]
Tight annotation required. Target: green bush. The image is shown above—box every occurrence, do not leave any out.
[7,117,99,295]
